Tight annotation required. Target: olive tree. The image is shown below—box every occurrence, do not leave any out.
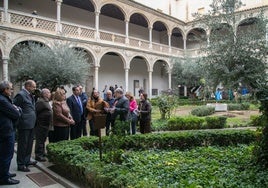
[10,42,91,91]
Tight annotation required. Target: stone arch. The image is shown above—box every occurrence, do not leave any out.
[186,27,207,49]
[99,49,126,68]
[99,50,127,92]
[129,12,149,40]
[0,39,5,57]
[171,27,184,49]
[129,54,150,71]
[69,44,97,66]
[210,23,233,42]
[69,45,96,95]
[152,59,169,95]
[129,55,150,96]
[237,17,264,38]
[62,0,96,28]
[152,20,169,45]
[7,36,51,57]
[100,2,126,35]
[100,2,126,19]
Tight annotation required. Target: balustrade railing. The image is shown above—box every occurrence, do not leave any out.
[0,10,199,57]
[9,10,56,32]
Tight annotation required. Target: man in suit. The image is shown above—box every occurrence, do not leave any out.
[13,80,37,172]
[0,81,21,185]
[78,85,88,136]
[34,88,52,162]
[67,86,83,140]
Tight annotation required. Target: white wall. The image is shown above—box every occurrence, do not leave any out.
[100,15,125,34]
[129,58,149,97]
[61,4,94,27]
[129,22,149,40]
[152,62,169,95]
[99,54,125,92]
[9,0,57,19]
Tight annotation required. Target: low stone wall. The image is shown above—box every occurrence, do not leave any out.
[207,103,228,112]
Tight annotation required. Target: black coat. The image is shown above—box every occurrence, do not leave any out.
[113,96,129,121]
[35,97,52,129]
[0,93,21,136]
[13,89,36,129]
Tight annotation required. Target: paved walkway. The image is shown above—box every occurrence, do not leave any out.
[1,144,80,188]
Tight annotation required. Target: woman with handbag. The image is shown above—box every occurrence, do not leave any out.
[125,92,138,135]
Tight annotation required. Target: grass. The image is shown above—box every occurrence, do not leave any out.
[151,104,260,130]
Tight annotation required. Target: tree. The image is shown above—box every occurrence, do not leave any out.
[194,0,268,91]
[172,57,203,88]
[10,42,91,91]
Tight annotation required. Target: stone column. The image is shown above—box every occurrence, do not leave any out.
[168,32,172,53]
[2,56,9,81]
[168,70,172,89]
[184,86,187,97]
[266,23,268,45]
[56,0,62,33]
[207,29,210,47]
[149,26,153,49]
[183,36,187,50]
[94,66,99,90]
[125,68,129,92]
[125,19,129,44]
[95,11,100,40]
[148,70,152,98]
[3,0,9,23]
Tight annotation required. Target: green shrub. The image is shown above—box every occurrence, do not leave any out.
[205,116,227,129]
[191,106,215,116]
[155,94,177,119]
[228,103,250,111]
[47,130,257,187]
[166,116,205,130]
[249,115,263,127]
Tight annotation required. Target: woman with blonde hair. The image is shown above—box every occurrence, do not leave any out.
[125,91,138,135]
[52,88,75,142]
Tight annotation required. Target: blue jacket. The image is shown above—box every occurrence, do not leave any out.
[0,93,21,136]
[67,95,83,123]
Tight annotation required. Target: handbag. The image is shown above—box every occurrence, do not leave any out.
[133,108,139,116]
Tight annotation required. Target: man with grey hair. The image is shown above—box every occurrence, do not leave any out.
[34,88,52,162]
[0,81,21,185]
[112,88,129,121]
[13,80,37,172]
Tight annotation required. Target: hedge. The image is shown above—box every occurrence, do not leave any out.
[47,129,257,187]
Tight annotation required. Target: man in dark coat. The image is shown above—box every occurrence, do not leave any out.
[13,80,37,172]
[67,86,83,139]
[78,85,88,136]
[34,88,52,162]
[0,81,21,185]
[112,88,129,121]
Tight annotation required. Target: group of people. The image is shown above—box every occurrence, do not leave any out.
[88,87,152,136]
[0,79,152,185]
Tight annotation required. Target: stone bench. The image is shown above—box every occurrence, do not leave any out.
[206,103,228,112]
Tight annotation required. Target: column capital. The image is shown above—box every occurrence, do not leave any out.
[2,56,9,61]
[95,11,100,15]
[56,0,62,3]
